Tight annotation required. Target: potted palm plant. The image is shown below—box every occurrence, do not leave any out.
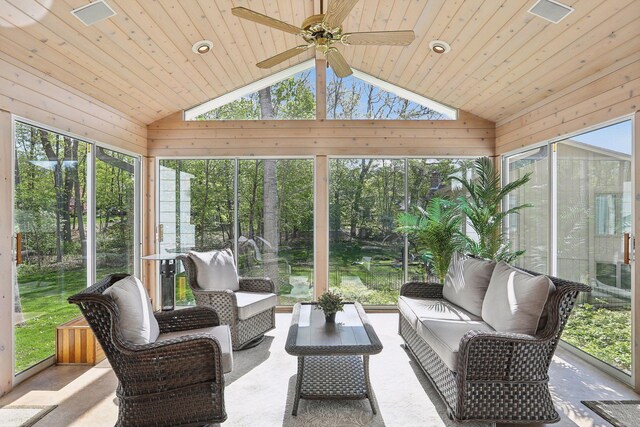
[450,157,531,262]
[316,291,344,323]
[397,198,466,283]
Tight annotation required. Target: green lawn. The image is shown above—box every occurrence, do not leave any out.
[563,303,631,374]
[16,252,631,378]
[14,267,85,373]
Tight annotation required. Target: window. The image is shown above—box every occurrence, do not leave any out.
[326,68,456,120]
[185,61,316,120]
[13,121,140,374]
[329,158,473,305]
[158,158,314,306]
[185,61,458,121]
[505,119,633,375]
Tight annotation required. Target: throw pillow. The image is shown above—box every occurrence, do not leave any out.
[103,276,160,345]
[481,261,555,335]
[189,248,239,291]
[442,253,496,317]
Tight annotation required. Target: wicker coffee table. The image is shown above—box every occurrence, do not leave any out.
[285,302,383,415]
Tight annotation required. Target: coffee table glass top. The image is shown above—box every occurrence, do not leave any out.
[296,303,372,347]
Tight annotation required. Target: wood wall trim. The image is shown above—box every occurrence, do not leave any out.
[0,110,14,395]
[495,60,640,155]
[314,155,328,299]
[0,54,147,154]
[148,111,494,158]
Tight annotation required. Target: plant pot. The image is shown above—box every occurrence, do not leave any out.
[325,312,336,323]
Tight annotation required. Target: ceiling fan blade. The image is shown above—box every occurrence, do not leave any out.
[342,30,416,46]
[256,45,312,69]
[326,48,352,78]
[323,0,359,29]
[231,7,302,35]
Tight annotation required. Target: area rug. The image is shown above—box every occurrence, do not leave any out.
[0,405,57,427]
[582,400,640,427]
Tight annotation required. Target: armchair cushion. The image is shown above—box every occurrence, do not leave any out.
[481,262,554,335]
[235,292,277,320]
[157,325,234,373]
[189,249,239,291]
[398,295,480,329]
[103,276,159,345]
[416,318,495,372]
[442,253,496,316]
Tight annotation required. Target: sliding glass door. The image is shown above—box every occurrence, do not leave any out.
[504,119,634,375]
[13,121,140,374]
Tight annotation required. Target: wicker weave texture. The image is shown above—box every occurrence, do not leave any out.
[68,274,227,426]
[399,270,591,424]
[178,255,276,350]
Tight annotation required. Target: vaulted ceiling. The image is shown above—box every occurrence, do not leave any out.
[0,0,638,125]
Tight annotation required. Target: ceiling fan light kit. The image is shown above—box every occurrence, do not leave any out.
[192,40,213,54]
[231,0,416,78]
[429,40,451,54]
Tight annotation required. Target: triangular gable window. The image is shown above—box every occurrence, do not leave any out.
[326,68,456,120]
[185,60,457,121]
[185,60,316,120]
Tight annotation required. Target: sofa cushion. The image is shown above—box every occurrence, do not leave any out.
[442,253,496,317]
[189,249,239,291]
[157,325,233,373]
[416,318,494,372]
[103,276,160,345]
[235,292,277,320]
[481,262,555,335]
[398,296,481,329]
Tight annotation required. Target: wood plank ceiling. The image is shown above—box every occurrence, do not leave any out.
[0,0,638,124]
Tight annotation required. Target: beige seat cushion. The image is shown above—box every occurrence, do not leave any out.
[103,276,159,345]
[481,262,555,335]
[235,292,277,320]
[416,318,494,372]
[189,249,239,291]
[442,253,496,317]
[157,325,233,373]
[398,295,481,329]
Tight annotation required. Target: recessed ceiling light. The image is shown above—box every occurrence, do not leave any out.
[429,40,451,54]
[192,40,213,54]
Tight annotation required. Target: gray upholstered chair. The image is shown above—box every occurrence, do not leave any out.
[178,252,277,350]
[68,274,231,426]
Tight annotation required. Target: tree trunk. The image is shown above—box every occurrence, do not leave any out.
[200,159,211,248]
[259,87,280,287]
[39,130,63,262]
[62,138,74,242]
[350,159,372,238]
[71,140,87,264]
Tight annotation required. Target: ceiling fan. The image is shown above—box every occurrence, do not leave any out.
[231,0,416,78]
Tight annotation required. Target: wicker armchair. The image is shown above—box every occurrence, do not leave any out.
[399,270,591,424]
[68,274,228,426]
[178,254,276,350]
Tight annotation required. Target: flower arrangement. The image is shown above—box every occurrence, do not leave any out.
[316,291,344,323]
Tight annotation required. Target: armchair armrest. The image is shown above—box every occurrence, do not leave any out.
[458,329,553,382]
[400,282,443,299]
[239,277,276,293]
[155,306,220,334]
[119,334,226,392]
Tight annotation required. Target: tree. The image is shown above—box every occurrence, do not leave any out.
[397,199,466,282]
[451,157,532,262]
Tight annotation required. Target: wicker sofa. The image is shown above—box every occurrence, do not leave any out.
[398,257,591,424]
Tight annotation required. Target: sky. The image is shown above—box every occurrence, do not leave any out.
[569,120,632,155]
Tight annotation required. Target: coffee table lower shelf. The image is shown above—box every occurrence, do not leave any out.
[292,355,378,416]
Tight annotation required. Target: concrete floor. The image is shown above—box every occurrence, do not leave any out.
[1,313,638,427]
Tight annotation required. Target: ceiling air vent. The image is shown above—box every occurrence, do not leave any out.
[72,1,116,26]
[528,0,574,24]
